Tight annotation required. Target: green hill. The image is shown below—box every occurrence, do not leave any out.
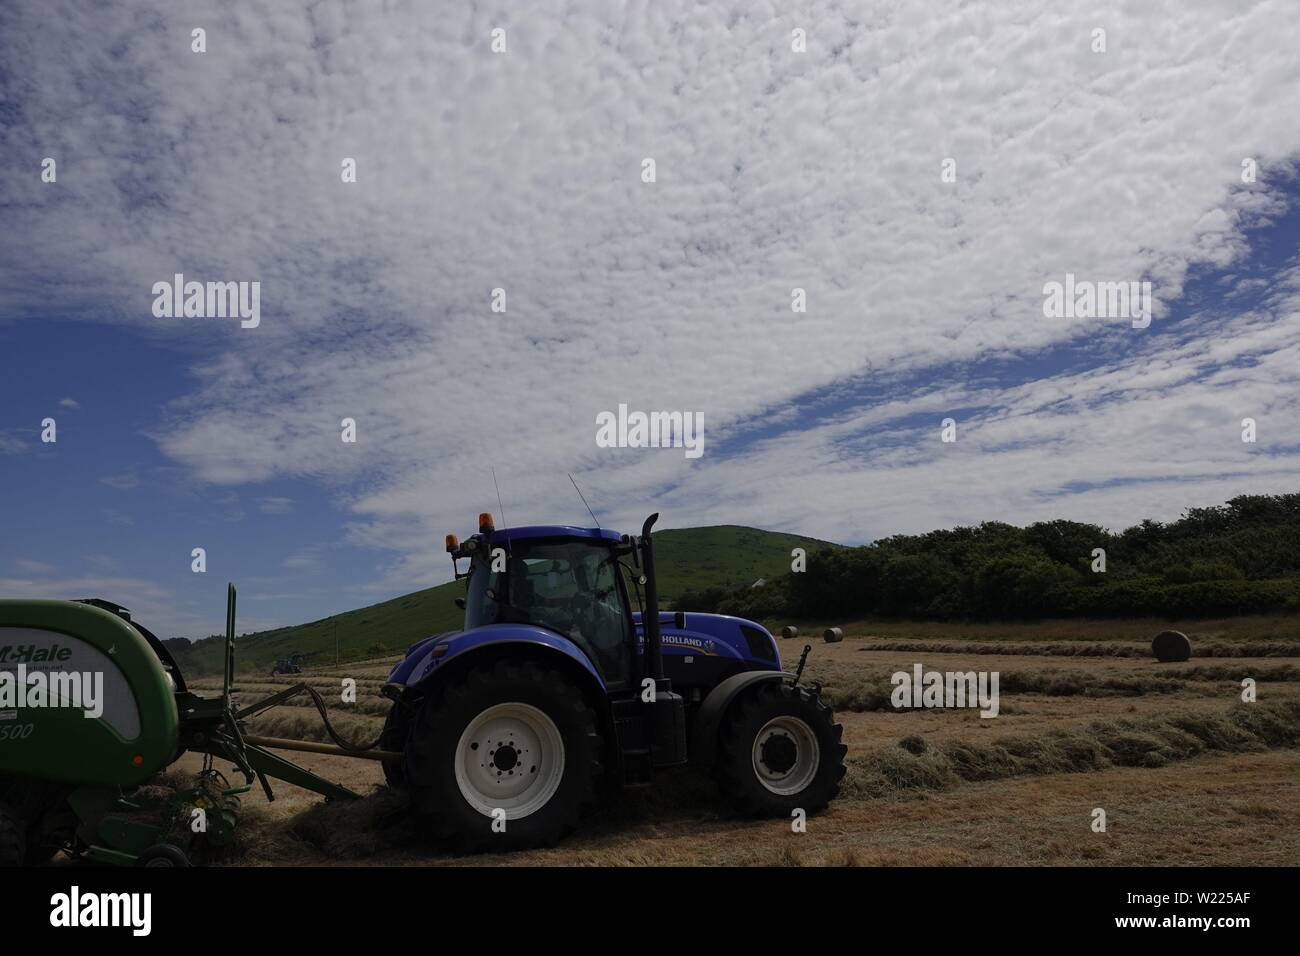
[171,525,836,676]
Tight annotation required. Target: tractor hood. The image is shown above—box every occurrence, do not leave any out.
[633,612,781,670]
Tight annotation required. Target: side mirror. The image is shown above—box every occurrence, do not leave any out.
[455,598,466,610]
[674,610,685,629]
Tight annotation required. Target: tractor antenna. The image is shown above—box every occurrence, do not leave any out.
[492,467,512,556]
[569,473,600,528]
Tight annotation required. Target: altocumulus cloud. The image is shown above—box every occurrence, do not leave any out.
[2,0,1300,593]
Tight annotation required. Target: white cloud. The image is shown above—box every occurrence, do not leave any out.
[258,496,294,514]
[59,397,80,409]
[282,543,329,571]
[0,575,211,639]
[99,472,141,490]
[4,1,1300,595]
[11,559,55,575]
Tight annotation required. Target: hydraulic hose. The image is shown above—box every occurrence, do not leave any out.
[235,682,387,753]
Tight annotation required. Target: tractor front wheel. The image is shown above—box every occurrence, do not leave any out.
[406,660,602,852]
[714,681,846,817]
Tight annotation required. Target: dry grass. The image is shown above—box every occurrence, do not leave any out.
[790,614,1300,643]
[854,639,1300,658]
[817,663,1300,712]
[839,698,1300,800]
[158,617,1300,866]
[242,707,384,746]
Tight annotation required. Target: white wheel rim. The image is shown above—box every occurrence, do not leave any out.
[454,702,565,819]
[752,716,820,796]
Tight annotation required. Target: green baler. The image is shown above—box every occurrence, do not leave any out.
[0,585,383,867]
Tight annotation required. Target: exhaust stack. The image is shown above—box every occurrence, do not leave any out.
[640,512,665,682]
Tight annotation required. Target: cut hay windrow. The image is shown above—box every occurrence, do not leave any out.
[232,692,393,718]
[855,640,1300,658]
[840,698,1300,799]
[289,671,393,684]
[242,676,388,690]
[813,666,1300,712]
[243,707,385,744]
[1177,663,1300,681]
[227,678,391,696]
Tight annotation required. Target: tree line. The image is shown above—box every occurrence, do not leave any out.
[676,494,1300,622]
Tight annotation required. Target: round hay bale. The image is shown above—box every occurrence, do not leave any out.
[780,625,798,640]
[1152,630,1192,662]
[823,627,843,643]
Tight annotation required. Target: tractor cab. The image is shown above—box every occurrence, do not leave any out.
[460,524,635,686]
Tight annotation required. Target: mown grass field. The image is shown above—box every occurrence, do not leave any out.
[178,614,1300,866]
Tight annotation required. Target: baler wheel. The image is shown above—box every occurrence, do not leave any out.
[136,844,192,867]
[0,803,25,867]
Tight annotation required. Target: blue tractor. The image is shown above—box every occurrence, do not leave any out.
[270,652,314,677]
[380,512,846,851]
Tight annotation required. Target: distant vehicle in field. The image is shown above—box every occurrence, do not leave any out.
[270,652,314,676]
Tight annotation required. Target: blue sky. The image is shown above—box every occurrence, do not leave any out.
[3,1,1300,638]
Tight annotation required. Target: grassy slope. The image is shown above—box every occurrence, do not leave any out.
[651,525,835,599]
[173,525,836,676]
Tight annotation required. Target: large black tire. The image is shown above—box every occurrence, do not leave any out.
[379,704,408,789]
[0,778,68,864]
[714,681,846,817]
[0,804,25,867]
[25,837,63,866]
[406,660,602,853]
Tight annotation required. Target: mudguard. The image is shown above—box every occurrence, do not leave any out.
[689,669,794,769]
[388,623,606,694]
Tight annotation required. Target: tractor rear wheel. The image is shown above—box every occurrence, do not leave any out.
[405,660,602,852]
[379,704,408,789]
[714,681,846,817]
